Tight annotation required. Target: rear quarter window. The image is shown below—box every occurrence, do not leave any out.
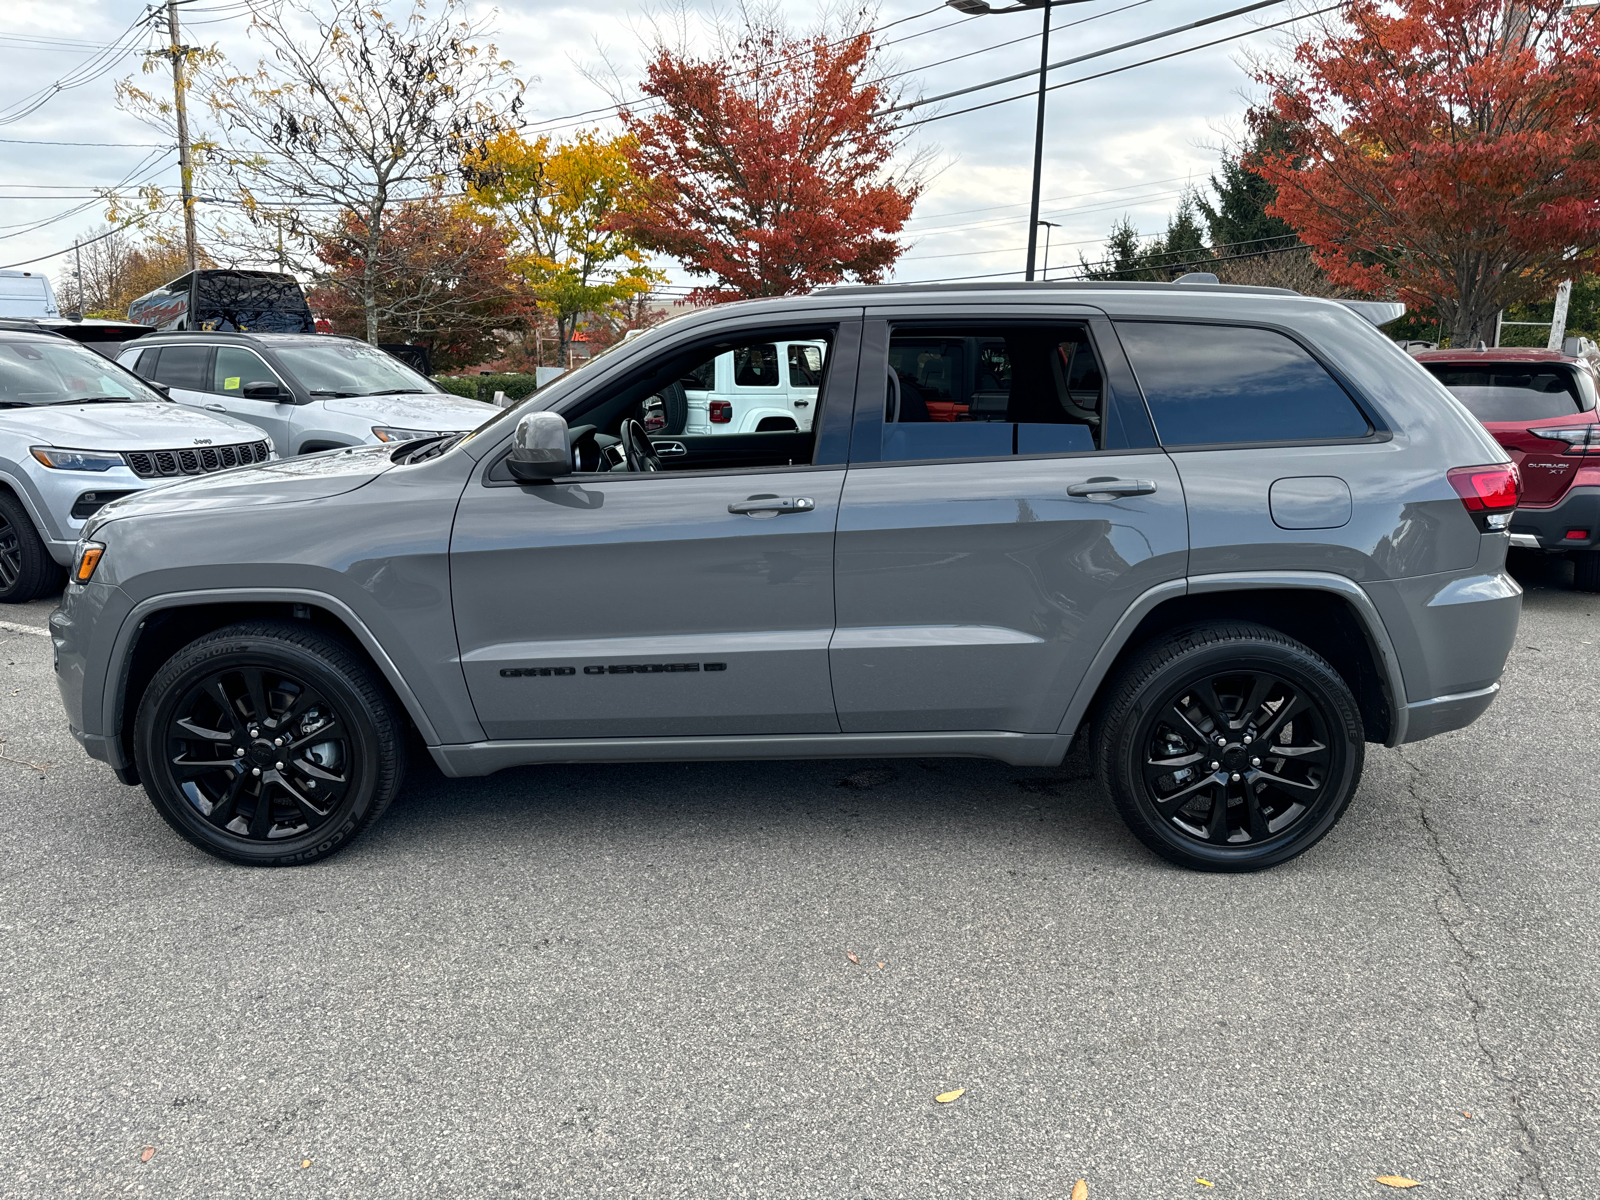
[1116,321,1372,447]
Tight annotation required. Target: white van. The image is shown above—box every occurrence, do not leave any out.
[678,339,826,435]
[0,271,60,319]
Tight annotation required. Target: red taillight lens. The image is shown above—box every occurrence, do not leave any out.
[1447,464,1520,512]
[709,400,732,423]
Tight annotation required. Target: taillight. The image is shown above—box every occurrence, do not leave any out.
[1447,464,1520,512]
[1529,426,1600,453]
[709,400,732,423]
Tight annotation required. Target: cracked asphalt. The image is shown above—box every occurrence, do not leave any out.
[0,552,1595,1198]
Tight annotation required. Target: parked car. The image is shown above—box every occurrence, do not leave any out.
[0,315,152,360]
[126,269,316,334]
[55,279,1521,872]
[1413,347,1600,591]
[0,328,274,603]
[645,338,827,435]
[0,270,60,320]
[117,331,500,455]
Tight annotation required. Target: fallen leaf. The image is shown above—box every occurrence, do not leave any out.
[139,1147,154,1163]
[1375,1177,1422,1189]
[1197,1179,1214,1188]
[877,962,885,969]
[846,951,860,965]
[1462,1111,1472,1118]
[301,1160,312,1169]
[1071,1180,1088,1200]
[934,1088,964,1104]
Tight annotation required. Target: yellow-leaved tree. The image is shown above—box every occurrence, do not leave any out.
[466,130,663,366]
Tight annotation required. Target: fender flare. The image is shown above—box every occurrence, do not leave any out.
[0,465,60,543]
[104,586,443,750]
[1055,571,1410,749]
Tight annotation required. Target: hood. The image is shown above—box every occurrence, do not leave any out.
[86,443,397,536]
[1,400,263,450]
[321,392,500,430]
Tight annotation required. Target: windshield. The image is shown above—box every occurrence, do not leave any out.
[0,337,165,406]
[272,341,443,397]
[1425,363,1593,422]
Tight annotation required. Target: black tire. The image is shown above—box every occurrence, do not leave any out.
[0,491,66,604]
[658,381,688,435]
[1574,550,1600,593]
[133,620,405,866]
[1094,622,1365,872]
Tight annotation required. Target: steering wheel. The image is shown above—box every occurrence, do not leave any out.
[618,418,663,473]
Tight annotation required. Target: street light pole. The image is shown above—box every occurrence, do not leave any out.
[1036,219,1059,280]
[944,0,1095,281]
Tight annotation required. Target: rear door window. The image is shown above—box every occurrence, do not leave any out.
[1422,363,1590,422]
[879,323,1106,461]
[1116,322,1371,447]
[148,345,212,392]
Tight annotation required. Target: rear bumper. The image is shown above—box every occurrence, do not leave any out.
[1510,485,1600,551]
[1401,683,1500,744]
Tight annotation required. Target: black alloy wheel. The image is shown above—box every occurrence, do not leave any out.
[1096,622,1364,872]
[0,491,65,604]
[134,621,404,865]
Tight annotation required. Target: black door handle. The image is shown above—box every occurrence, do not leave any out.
[1066,478,1157,499]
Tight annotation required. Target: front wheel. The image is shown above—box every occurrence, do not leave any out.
[133,621,405,865]
[1095,622,1365,872]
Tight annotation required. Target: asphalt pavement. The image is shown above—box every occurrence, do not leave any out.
[0,554,1595,1198]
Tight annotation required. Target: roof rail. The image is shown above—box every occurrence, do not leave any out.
[815,279,1300,297]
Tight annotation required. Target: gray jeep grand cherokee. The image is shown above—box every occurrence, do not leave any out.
[51,281,1522,871]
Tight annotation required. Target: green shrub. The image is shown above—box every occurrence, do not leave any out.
[435,373,540,403]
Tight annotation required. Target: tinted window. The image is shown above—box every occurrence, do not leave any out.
[1117,322,1371,446]
[733,344,780,387]
[193,271,315,334]
[881,324,1105,462]
[213,347,278,395]
[1423,364,1588,422]
[149,345,211,391]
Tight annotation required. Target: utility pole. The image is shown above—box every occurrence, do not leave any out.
[1548,279,1573,352]
[154,0,199,273]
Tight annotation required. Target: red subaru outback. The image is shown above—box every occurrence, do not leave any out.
[1415,347,1600,591]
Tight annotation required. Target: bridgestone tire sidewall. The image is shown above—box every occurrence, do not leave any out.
[134,628,396,866]
[1099,632,1365,873]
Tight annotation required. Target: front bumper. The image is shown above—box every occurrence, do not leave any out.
[1509,485,1600,552]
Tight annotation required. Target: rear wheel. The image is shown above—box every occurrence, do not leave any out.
[1095,622,1365,872]
[0,491,65,604]
[1574,549,1600,593]
[133,621,405,865]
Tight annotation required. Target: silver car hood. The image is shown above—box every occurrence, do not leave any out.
[321,392,500,429]
[86,443,397,536]
[1,400,263,450]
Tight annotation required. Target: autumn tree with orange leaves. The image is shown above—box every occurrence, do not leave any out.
[1252,0,1600,346]
[613,7,926,302]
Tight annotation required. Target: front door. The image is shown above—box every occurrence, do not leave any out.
[205,344,298,453]
[450,317,860,741]
[830,311,1189,733]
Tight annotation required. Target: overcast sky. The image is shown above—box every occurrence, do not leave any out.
[0,0,1302,296]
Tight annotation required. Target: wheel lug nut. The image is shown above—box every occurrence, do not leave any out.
[273,737,283,747]
[1215,736,1226,746]
[251,767,261,777]
[234,747,245,757]
[1243,735,1253,745]
[1230,772,1241,782]
[1210,761,1220,771]
[306,781,317,790]
[1251,757,1261,767]
[275,761,284,770]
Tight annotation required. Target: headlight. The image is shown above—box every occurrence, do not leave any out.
[371,426,443,443]
[30,446,123,472]
[72,541,105,585]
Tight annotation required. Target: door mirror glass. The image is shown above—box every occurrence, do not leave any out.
[508,411,571,482]
[241,381,282,400]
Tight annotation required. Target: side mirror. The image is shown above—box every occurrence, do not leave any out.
[507,411,571,483]
[242,381,283,400]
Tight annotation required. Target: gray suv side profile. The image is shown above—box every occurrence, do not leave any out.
[51,281,1522,871]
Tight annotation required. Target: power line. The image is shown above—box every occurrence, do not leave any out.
[882,0,1288,116]
[0,9,156,127]
[0,136,172,147]
[899,2,1339,129]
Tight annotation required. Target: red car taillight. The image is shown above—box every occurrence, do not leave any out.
[709,400,732,423]
[1447,464,1520,512]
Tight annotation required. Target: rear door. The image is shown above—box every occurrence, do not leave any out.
[829,305,1188,733]
[140,344,213,412]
